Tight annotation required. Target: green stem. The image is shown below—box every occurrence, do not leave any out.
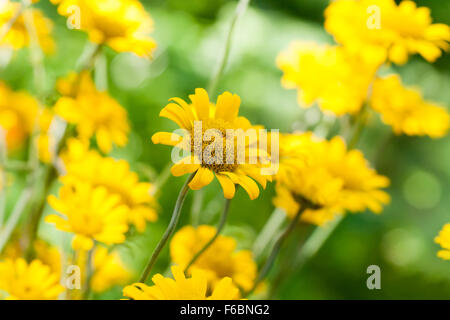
[83,248,94,300]
[0,188,33,254]
[246,205,307,296]
[184,198,232,274]
[139,173,195,283]
[0,130,7,225]
[207,0,251,97]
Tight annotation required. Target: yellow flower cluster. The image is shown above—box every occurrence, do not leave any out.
[0,258,63,300]
[123,266,240,300]
[371,75,449,138]
[435,224,450,260]
[170,225,257,291]
[61,138,158,232]
[2,239,61,275]
[152,88,271,200]
[0,82,38,151]
[277,1,450,138]
[0,0,54,53]
[273,133,390,225]
[51,0,156,57]
[324,0,450,65]
[54,71,130,154]
[277,42,376,115]
[46,181,129,251]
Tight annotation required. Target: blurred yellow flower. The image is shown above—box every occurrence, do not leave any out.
[152,88,271,200]
[273,133,390,225]
[2,239,61,275]
[0,82,38,151]
[277,42,376,115]
[76,246,131,293]
[54,71,129,154]
[46,181,129,251]
[51,0,156,57]
[371,75,449,138]
[435,224,450,260]
[0,0,54,53]
[61,138,158,232]
[325,0,450,65]
[0,258,63,300]
[170,225,257,291]
[123,265,240,300]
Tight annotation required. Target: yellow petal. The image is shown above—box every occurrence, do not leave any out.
[216,173,236,199]
[171,157,200,177]
[188,167,214,190]
[160,103,192,129]
[151,131,183,146]
[215,91,240,122]
[189,88,210,121]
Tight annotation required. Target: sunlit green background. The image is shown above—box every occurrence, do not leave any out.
[2,0,450,299]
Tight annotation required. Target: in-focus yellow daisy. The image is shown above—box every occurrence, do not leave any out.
[46,181,129,251]
[435,224,450,260]
[0,0,54,53]
[54,71,130,154]
[152,88,271,200]
[325,0,450,65]
[170,225,257,291]
[123,265,240,300]
[76,246,131,293]
[273,133,390,225]
[0,258,63,300]
[371,75,449,138]
[277,42,376,115]
[0,82,38,151]
[51,0,156,57]
[61,138,158,232]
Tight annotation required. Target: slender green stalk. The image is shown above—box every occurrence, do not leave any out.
[0,130,7,225]
[83,248,95,300]
[0,188,33,254]
[23,0,47,99]
[246,205,307,296]
[184,198,232,274]
[139,173,195,283]
[252,208,287,262]
[207,0,251,97]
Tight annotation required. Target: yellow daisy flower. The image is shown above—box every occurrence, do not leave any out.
[1,239,61,275]
[324,0,450,65]
[61,138,158,232]
[0,258,63,300]
[54,71,130,154]
[0,0,54,53]
[435,224,450,260]
[371,75,449,138]
[273,133,390,225]
[0,82,38,151]
[152,88,271,200]
[170,225,257,291]
[276,42,376,115]
[123,265,240,300]
[51,0,156,57]
[46,181,129,251]
[76,246,131,293]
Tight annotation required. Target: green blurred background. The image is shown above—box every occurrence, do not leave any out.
[1,0,449,299]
